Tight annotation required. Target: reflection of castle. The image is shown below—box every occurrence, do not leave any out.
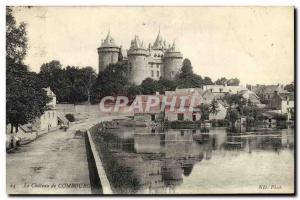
[98,31,183,84]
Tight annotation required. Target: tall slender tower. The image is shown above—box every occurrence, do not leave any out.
[163,40,183,80]
[127,35,150,85]
[97,31,120,72]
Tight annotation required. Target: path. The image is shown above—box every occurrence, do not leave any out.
[6,120,93,195]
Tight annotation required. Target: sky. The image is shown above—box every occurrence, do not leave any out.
[12,6,294,85]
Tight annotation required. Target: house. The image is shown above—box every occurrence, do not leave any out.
[133,95,164,123]
[164,95,202,122]
[202,84,247,94]
[165,88,204,96]
[249,84,288,104]
[269,92,294,118]
[202,89,225,102]
[33,87,58,131]
[237,90,265,108]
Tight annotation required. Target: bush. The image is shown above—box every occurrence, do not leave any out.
[211,119,228,127]
[65,113,75,122]
[168,120,201,129]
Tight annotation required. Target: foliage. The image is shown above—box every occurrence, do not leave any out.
[227,78,240,86]
[91,62,129,103]
[215,77,227,85]
[199,103,210,121]
[223,94,247,108]
[6,7,49,133]
[284,82,294,92]
[125,84,142,101]
[215,77,240,86]
[203,76,213,85]
[209,99,220,116]
[157,77,177,93]
[225,108,240,124]
[39,60,97,103]
[6,7,27,65]
[168,121,201,129]
[140,78,159,95]
[176,59,203,89]
[211,119,228,127]
[65,113,75,122]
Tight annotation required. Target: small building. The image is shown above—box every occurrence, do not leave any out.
[202,84,247,94]
[33,87,58,131]
[133,95,164,123]
[249,84,288,105]
[202,90,226,102]
[164,95,201,122]
[269,92,294,114]
[165,88,204,96]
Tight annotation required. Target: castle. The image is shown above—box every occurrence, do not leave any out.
[97,31,183,85]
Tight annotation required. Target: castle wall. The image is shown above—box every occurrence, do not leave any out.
[163,56,183,80]
[128,50,150,85]
[98,47,119,72]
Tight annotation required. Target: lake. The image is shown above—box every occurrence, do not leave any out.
[92,126,294,194]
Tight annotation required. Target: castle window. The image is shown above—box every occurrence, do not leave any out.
[157,71,159,77]
[151,70,154,77]
[156,64,159,68]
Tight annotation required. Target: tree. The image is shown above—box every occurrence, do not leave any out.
[215,77,228,85]
[39,61,97,103]
[176,58,203,89]
[140,78,159,95]
[157,77,177,93]
[199,103,210,121]
[91,62,129,103]
[284,82,294,92]
[227,78,240,86]
[209,99,220,116]
[125,84,142,101]
[203,76,213,85]
[39,60,69,101]
[181,58,193,74]
[226,108,240,126]
[6,7,49,133]
[78,67,97,104]
[6,7,27,65]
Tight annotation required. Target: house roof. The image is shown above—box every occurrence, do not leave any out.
[251,85,288,95]
[133,94,203,113]
[278,92,294,101]
[202,90,225,103]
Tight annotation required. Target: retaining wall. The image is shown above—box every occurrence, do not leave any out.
[85,123,113,195]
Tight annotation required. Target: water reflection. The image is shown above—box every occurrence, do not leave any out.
[94,127,294,194]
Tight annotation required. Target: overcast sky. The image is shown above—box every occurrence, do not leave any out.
[12,6,294,85]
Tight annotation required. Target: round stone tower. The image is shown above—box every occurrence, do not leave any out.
[163,41,183,80]
[97,31,120,72]
[127,35,150,85]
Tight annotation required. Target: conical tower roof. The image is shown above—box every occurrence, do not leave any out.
[100,31,118,48]
[152,30,166,50]
[130,35,145,49]
[167,40,179,52]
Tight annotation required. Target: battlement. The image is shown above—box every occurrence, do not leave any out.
[128,48,150,56]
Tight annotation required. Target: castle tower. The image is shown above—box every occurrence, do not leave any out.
[127,35,150,85]
[163,40,183,80]
[97,31,120,72]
